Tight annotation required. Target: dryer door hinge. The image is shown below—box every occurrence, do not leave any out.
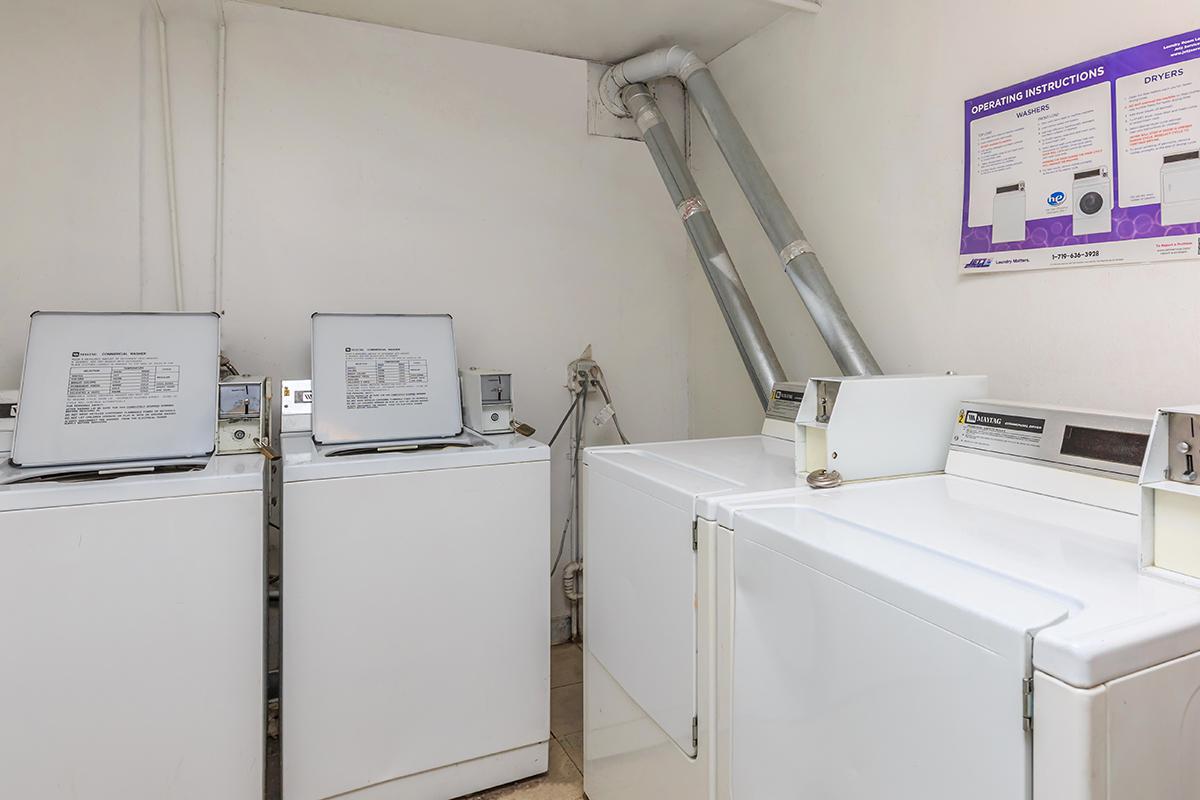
[1022,676,1034,732]
[692,715,699,749]
[692,519,698,551]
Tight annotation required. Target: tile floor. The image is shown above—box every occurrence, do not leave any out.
[462,642,585,800]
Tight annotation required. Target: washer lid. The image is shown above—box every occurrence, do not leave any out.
[11,312,220,468]
[583,435,801,519]
[0,453,263,512]
[725,476,1200,688]
[310,313,463,446]
[281,430,548,482]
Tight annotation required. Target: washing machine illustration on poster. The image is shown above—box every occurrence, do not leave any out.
[1072,166,1112,235]
[991,181,1027,244]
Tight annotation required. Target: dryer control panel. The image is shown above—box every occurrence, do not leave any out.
[947,401,1151,516]
[949,401,1149,480]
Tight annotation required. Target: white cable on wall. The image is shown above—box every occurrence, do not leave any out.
[214,2,227,315]
[154,1,184,311]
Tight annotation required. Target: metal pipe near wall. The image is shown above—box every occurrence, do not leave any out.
[620,84,787,408]
[604,48,882,376]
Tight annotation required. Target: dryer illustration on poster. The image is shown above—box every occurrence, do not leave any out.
[1161,151,1200,226]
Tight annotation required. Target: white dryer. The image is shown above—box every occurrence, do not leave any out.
[280,430,551,800]
[582,374,988,800]
[0,455,267,800]
[715,401,1200,800]
[582,383,806,800]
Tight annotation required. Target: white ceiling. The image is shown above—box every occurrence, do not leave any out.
[240,0,795,63]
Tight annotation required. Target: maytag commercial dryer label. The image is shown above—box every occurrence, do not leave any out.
[961,29,1200,273]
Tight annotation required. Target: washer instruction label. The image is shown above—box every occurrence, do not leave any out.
[344,347,430,410]
[64,351,181,426]
[961,28,1200,273]
[957,409,1046,449]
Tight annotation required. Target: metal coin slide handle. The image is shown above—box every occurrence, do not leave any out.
[806,468,843,489]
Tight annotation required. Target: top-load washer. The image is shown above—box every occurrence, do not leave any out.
[582,373,987,800]
[0,312,266,800]
[281,312,551,800]
[992,181,1028,244]
[714,400,1200,800]
[281,430,551,800]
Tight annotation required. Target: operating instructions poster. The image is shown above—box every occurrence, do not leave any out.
[960,29,1200,273]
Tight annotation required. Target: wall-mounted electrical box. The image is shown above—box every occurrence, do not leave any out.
[795,373,988,484]
[1141,406,1200,585]
[217,376,271,455]
[461,368,514,434]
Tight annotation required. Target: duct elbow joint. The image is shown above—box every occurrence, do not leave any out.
[599,46,708,117]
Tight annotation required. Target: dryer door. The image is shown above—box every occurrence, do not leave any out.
[729,509,1069,800]
[586,467,698,757]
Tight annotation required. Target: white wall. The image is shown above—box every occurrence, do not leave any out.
[219,3,690,621]
[1,0,144,380]
[689,1,1200,437]
[0,0,692,625]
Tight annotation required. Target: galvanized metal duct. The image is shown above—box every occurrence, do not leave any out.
[603,48,882,377]
[620,83,787,408]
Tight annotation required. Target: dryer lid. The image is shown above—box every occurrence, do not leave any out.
[583,435,800,518]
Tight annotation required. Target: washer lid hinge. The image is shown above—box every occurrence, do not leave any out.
[692,715,699,749]
[1022,677,1034,732]
[692,519,698,551]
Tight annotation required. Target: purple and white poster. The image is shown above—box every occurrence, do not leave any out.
[960,29,1200,273]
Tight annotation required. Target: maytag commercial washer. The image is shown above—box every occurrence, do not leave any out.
[0,312,265,800]
[280,431,551,800]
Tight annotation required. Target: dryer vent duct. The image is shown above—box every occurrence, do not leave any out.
[618,83,786,408]
[604,47,881,383]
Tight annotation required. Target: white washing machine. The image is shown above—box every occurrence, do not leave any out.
[0,456,267,800]
[992,181,1027,244]
[280,430,551,800]
[715,401,1200,799]
[1072,167,1112,235]
[0,311,266,800]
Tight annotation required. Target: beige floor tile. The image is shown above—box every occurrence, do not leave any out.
[559,732,584,773]
[549,682,583,738]
[462,738,582,799]
[550,643,583,689]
